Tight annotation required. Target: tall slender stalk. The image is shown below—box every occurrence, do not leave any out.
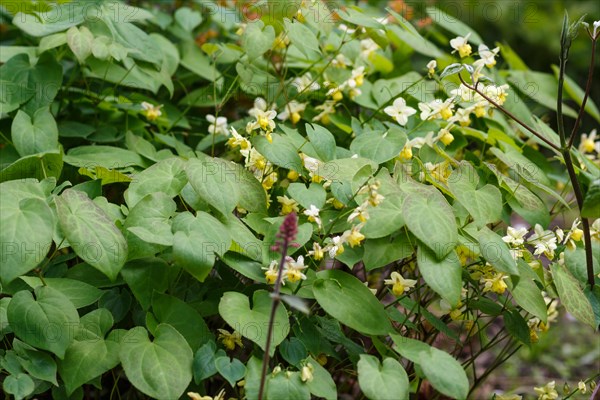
[556,14,596,288]
[456,16,598,288]
[257,213,298,400]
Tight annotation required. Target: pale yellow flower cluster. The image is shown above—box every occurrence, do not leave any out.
[263,256,309,285]
[227,127,278,191]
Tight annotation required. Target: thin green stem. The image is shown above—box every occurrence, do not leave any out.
[556,28,595,288]
[567,37,597,148]
[457,74,560,151]
[258,236,290,400]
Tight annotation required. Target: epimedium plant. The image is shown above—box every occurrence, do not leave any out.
[0,1,599,399]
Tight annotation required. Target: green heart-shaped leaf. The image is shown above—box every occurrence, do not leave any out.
[119,324,193,400]
[218,290,290,354]
[215,356,246,387]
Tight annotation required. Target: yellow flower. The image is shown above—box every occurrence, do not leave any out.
[529,327,539,343]
[325,235,345,258]
[227,127,250,149]
[291,112,301,124]
[262,172,278,190]
[301,363,314,382]
[248,98,277,133]
[439,129,454,146]
[217,329,243,350]
[308,242,324,260]
[349,66,365,88]
[303,205,322,228]
[348,203,369,223]
[439,104,454,120]
[481,272,509,294]
[328,197,345,210]
[427,60,436,77]
[277,195,299,215]
[578,381,587,393]
[578,129,598,153]
[398,145,413,160]
[534,381,558,400]
[263,261,280,285]
[570,228,583,242]
[187,389,226,400]
[474,105,486,118]
[582,138,596,153]
[450,33,472,58]
[141,101,163,121]
[287,170,299,181]
[384,272,417,296]
[345,227,365,248]
[284,256,308,283]
[273,33,289,50]
[327,87,343,102]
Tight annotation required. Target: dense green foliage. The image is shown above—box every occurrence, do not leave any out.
[0,1,599,399]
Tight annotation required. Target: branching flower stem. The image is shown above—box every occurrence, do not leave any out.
[458,58,596,287]
[556,17,596,288]
[457,74,560,152]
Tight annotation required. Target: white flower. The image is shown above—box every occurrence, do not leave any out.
[347,66,365,88]
[475,44,500,67]
[206,114,228,136]
[563,218,583,249]
[528,224,558,259]
[141,101,163,121]
[338,23,357,35]
[284,256,308,282]
[448,107,471,126]
[384,97,416,126]
[593,20,600,37]
[483,84,509,106]
[242,147,269,173]
[262,260,281,285]
[277,101,306,123]
[419,98,455,120]
[303,205,322,228]
[450,33,472,58]
[249,97,269,116]
[509,248,524,260]
[246,99,277,138]
[364,282,378,296]
[300,363,314,382]
[301,154,321,173]
[534,381,558,400]
[384,271,417,296]
[502,226,528,246]
[348,202,369,223]
[331,53,352,68]
[308,242,324,260]
[313,100,339,122]
[426,60,436,77]
[300,153,325,182]
[249,108,277,134]
[292,73,320,93]
[360,38,379,58]
[326,235,346,258]
[227,127,251,150]
[450,84,481,103]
